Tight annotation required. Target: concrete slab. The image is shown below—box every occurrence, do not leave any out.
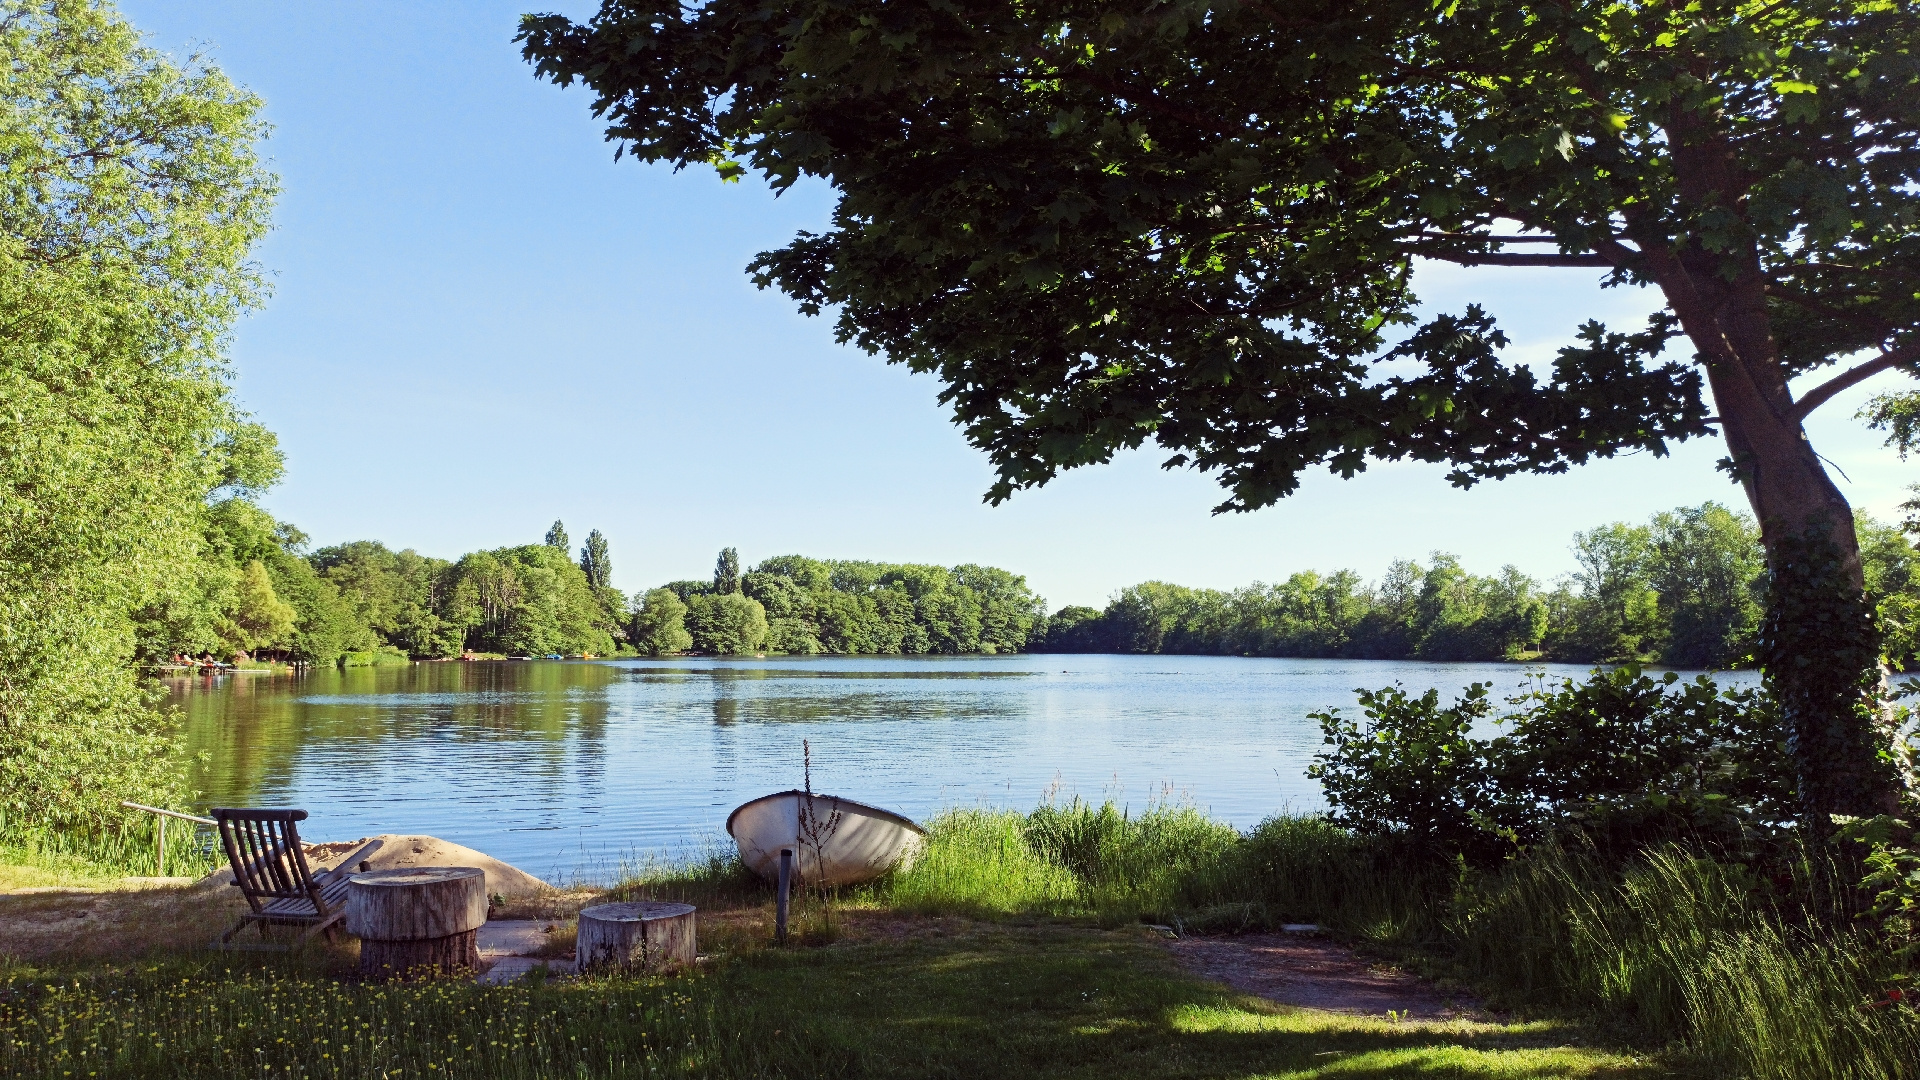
[477,920,556,957]
[478,955,574,985]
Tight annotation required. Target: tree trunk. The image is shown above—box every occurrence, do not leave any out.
[360,930,480,976]
[1624,112,1910,825]
[1710,368,1902,821]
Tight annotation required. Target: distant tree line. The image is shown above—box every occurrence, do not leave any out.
[1033,502,1920,670]
[144,498,1920,670]
[629,550,1048,656]
[139,511,629,666]
[141,515,1051,663]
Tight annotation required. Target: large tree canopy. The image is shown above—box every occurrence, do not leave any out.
[1,0,275,831]
[521,0,1920,817]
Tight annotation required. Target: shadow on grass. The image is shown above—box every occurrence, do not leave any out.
[1,919,1657,1080]
[717,925,1660,1080]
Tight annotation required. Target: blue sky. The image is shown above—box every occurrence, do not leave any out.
[125,1,1916,609]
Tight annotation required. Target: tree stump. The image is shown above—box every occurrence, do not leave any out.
[346,867,487,977]
[576,902,696,973]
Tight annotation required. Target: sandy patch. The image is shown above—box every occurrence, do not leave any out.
[0,881,244,963]
[190,834,553,900]
[6,835,560,965]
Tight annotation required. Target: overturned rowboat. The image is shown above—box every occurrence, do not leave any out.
[725,790,926,886]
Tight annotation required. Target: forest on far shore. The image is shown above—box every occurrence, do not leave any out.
[148,496,1920,671]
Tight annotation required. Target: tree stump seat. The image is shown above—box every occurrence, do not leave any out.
[576,902,697,973]
[346,867,488,977]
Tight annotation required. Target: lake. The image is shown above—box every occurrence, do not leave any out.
[166,655,1758,883]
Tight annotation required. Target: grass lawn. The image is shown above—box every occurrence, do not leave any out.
[1,870,1660,1080]
[718,923,1656,1079]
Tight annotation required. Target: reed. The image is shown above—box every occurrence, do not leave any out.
[603,845,765,911]
[1446,843,1920,1076]
[872,801,1440,938]
[1175,814,1448,942]
[0,815,220,884]
[876,807,1080,916]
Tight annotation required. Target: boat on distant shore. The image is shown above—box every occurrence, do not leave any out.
[726,791,926,886]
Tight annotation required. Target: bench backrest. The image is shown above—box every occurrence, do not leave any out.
[213,808,327,915]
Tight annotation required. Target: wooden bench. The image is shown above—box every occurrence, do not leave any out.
[214,808,368,949]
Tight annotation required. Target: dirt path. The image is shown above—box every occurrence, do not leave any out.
[0,880,236,962]
[1167,932,1481,1019]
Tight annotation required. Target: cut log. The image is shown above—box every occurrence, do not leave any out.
[346,866,487,977]
[576,902,696,973]
[360,931,479,975]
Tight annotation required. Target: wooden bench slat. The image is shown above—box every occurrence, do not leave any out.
[213,808,352,950]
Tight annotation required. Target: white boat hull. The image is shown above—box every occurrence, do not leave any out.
[726,791,926,886]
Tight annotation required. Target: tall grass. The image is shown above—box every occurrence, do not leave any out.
[879,808,1081,916]
[602,845,766,910]
[1178,815,1449,941]
[876,801,1443,937]
[1446,843,1920,1077]
[0,814,220,882]
[869,799,1920,1078]
[0,959,743,1079]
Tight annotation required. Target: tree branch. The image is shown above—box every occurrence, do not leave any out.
[1788,341,1920,423]
[1418,232,1565,243]
[1764,281,1896,339]
[1422,251,1613,267]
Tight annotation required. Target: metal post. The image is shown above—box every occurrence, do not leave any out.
[119,802,215,878]
[776,847,793,944]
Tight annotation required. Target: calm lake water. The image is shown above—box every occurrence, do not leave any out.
[166,655,1758,883]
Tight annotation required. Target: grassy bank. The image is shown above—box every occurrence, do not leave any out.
[854,802,1919,1078]
[0,817,220,890]
[1,922,1652,1080]
[579,798,1920,1076]
[6,800,1916,1078]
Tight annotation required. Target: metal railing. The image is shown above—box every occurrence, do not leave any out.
[120,801,216,877]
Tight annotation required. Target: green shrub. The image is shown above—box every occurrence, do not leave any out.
[339,646,410,668]
[1309,667,1796,863]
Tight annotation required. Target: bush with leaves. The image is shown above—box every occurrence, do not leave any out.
[684,592,768,655]
[628,588,694,656]
[1310,668,1796,864]
[1837,814,1920,967]
[1,0,275,833]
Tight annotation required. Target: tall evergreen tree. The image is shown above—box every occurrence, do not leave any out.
[714,547,741,595]
[544,520,569,552]
[580,529,612,590]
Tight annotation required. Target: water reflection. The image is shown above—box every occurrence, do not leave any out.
[166,655,1758,883]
